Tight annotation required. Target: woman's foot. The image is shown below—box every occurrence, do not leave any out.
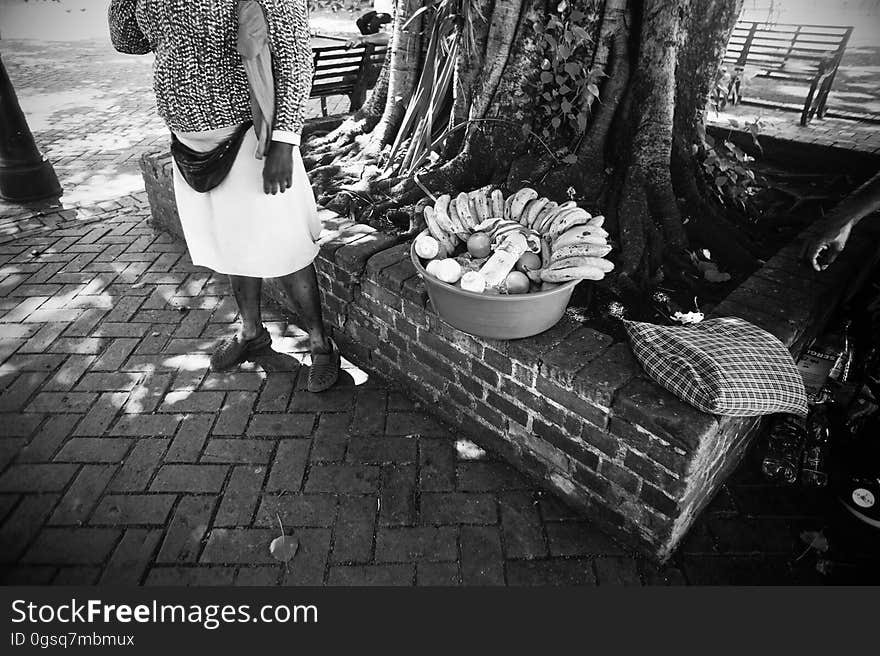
[308,337,340,393]
[210,325,272,372]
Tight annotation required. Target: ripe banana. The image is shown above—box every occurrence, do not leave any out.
[546,208,592,241]
[423,207,457,253]
[471,188,491,222]
[548,255,614,273]
[456,192,477,232]
[537,201,577,234]
[553,226,608,251]
[540,266,605,282]
[503,195,515,221]
[509,188,538,222]
[521,197,549,228]
[550,243,613,262]
[532,201,558,231]
[491,189,505,218]
[445,199,468,239]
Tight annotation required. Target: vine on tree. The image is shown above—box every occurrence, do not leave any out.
[520,0,603,164]
[696,117,764,217]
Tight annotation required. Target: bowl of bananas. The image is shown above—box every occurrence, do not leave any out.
[410,186,612,339]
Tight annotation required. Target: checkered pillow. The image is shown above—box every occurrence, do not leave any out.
[624,317,808,417]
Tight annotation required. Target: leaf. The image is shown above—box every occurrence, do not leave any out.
[564,62,581,77]
[586,83,600,100]
[799,530,830,554]
[551,116,561,128]
[540,71,554,84]
[815,559,833,576]
[269,535,299,563]
[704,268,731,283]
[455,439,486,460]
[562,154,578,164]
[572,26,590,43]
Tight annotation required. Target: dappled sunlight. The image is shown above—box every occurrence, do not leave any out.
[59,171,146,207]
[339,357,370,386]
[160,354,211,370]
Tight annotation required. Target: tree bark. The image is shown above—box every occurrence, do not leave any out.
[308,0,756,287]
[368,0,425,149]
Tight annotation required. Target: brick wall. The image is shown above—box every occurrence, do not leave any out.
[140,151,880,561]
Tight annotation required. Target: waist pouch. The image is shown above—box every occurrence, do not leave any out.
[171,121,253,192]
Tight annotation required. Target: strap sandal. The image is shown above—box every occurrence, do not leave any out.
[308,338,340,393]
[210,325,272,372]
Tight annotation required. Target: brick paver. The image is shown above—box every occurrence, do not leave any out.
[1,38,878,585]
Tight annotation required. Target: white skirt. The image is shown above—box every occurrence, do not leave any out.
[171,125,322,278]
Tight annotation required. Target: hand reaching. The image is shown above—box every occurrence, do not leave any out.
[806,222,852,272]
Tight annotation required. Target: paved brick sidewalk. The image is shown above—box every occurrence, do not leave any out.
[2,206,879,586]
[0,39,878,586]
[707,105,880,156]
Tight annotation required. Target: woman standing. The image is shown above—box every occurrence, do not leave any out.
[108,0,339,392]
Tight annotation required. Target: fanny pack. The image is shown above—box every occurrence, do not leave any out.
[170,121,253,192]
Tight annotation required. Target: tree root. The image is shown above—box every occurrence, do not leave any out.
[306,115,380,154]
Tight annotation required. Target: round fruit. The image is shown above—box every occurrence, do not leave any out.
[504,271,530,294]
[460,271,487,293]
[425,259,444,278]
[434,258,463,284]
[414,234,440,259]
[515,252,541,274]
[467,232,492,259]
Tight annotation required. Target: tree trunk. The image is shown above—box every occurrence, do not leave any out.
[305,0,753,287]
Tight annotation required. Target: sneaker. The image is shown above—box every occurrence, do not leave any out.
[838,475,880,529]
[210,325,272,372]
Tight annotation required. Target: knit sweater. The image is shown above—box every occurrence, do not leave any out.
[108,0,313,145]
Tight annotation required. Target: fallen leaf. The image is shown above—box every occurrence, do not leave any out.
[799,529,830,554]
[704,268,731,283]
[815,559,833,576]
[269,535,299,563]
[455,439,486,461]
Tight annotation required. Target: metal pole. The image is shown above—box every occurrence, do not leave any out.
[0,51,61,202]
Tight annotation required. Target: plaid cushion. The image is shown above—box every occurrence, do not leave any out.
[624,317,808,417]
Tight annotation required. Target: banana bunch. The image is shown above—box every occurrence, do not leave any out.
[541,212,614,283]
[421,186,614,284]
[423,189,493,251]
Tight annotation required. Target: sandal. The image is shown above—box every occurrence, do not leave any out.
[210,325,272,372]
[308,338,340,393]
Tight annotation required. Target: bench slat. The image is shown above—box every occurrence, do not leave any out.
[729,35,846,49]
[732,22,851,32]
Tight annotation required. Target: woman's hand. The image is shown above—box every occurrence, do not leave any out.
[806,221,853,271]
[263,141,294,195]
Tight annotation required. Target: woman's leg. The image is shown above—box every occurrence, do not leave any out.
[276,263,331,355]
[229,275,264,339]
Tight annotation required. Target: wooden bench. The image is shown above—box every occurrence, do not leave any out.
[310,43,388,116]
[722,21,852,125]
